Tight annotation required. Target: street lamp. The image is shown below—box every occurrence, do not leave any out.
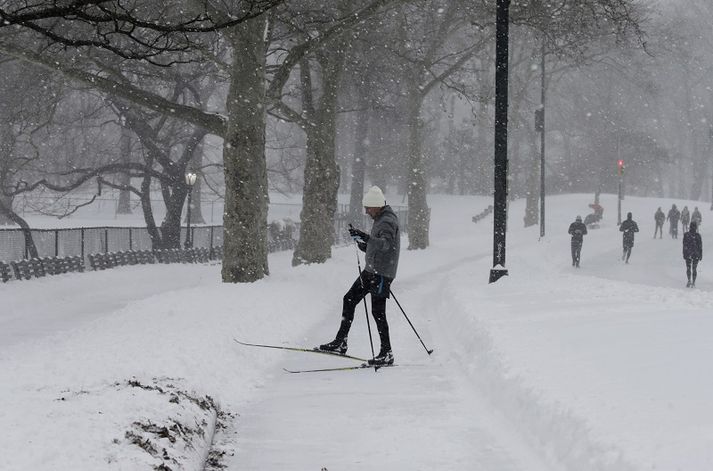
[489,0,511,284]
[184,172,197,248]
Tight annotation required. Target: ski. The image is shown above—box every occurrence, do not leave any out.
[233,339,369,363]
[283,363,396,374]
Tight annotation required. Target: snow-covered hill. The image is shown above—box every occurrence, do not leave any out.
[1,193,711,470]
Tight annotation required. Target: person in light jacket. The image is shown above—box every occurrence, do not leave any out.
[654,207,665,239]
[692,206,702,227]
[319,186,400,366]
[667,204,680,239]
[681,206,690,233]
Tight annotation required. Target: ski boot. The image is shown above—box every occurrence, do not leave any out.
[367,350,394,366]
[318,338,348,355]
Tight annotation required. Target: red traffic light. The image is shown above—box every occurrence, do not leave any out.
[617,159,624,168]
[617,160,624,176]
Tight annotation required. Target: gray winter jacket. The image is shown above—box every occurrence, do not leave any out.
[364,205,400,279]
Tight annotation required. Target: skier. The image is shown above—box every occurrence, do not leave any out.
[654,207,665,239]
[319,186,400,366]
[692,206,702,228]
[681,206,690,233]
[667,204,681,239]
[682,221,703,288]
[568,215,588,267]
[619,212,639,264]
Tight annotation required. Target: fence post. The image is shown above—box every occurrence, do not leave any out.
[210,226,214,249]
[55,229,59,257]
[129,229,133,251]
[104,229,109,253]
[81,228,85,261]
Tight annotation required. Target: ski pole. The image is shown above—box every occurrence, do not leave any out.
[389,289,434,356]
[351,232,376,365]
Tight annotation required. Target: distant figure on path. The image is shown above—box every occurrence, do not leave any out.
[682,221,703,288]
[568,215,588,268]
[667,204,681,239]
[681,206,690,233]
[619,212,639,264]
[654,207,665,239]
[692,206,702,228]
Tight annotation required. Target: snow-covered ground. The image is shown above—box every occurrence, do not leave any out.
[1,193,711,470]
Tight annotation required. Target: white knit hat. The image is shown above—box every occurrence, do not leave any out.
[362,186,386,207]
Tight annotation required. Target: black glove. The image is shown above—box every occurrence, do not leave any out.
[348,226,370,243]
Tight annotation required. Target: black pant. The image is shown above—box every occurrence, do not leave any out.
[686,258,699,283]
[623,244,632,262]
[335,270,392,353]
[571,240,582,266]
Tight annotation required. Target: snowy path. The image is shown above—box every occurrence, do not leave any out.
[231,258,551,471]
[233,352,542,471]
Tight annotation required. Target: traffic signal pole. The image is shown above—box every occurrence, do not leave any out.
[617,159,624,225]
[539,37,546,239]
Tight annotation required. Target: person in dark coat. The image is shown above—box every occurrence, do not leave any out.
[654,207,665,239]
[681,206,690,233]
[319,186,400,366]
[667,204,681,239]
[568,215,588,267]
[682,221,703,288]
[619,212,639,263]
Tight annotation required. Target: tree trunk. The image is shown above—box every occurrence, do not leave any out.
[523,130,539,227]
[160,184,186,249]
[138,166,164,249]
[0,122,14,225]
[0,193,12,225]
[117,122,132,214]
[0,198,38,258]
[187,140,206,224]
[690,131,706,200]
[292,47,345,266]
[348,106,369,226]
[406,94,430,249]
[222,17,269,282]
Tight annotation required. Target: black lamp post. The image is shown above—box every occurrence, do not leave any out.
[184,172,197,248]
[489,0,510,283]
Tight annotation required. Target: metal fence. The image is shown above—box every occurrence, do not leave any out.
[0,206,410,267]
[0,226,223,267]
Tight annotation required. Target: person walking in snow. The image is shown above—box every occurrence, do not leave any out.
[319,186,400,366]
[683,221,703,288]
[667,204,681,239]
[681,206,690,233]
[654,207,665,239]
[692,206,702,228]
[620,212,639,264]
[568,215,588,267]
